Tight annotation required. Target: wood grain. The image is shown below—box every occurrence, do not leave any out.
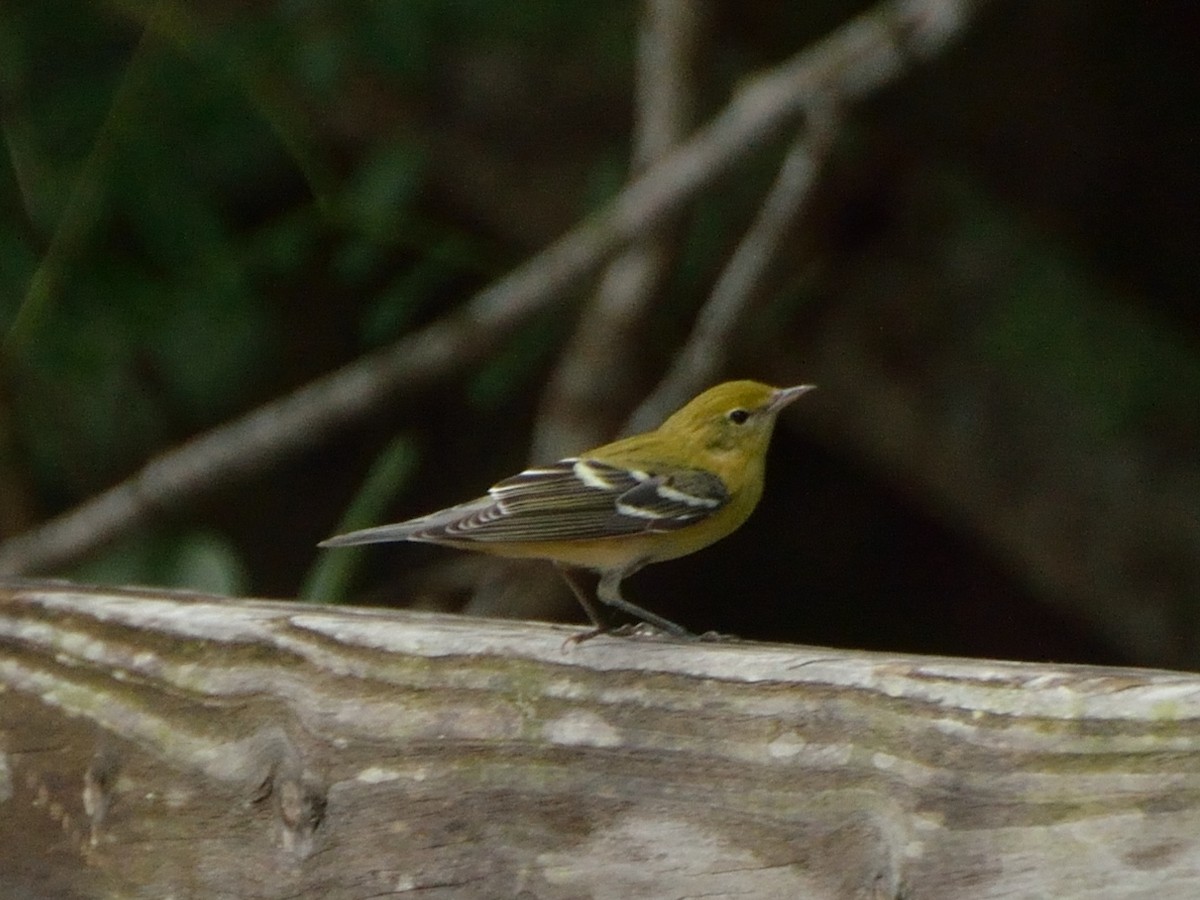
[2,580,1198,899]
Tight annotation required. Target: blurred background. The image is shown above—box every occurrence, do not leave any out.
[1,0,1197,669]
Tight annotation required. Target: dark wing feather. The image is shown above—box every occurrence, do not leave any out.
[320,458,731,547]
[419,458,729,543]
[613,468,729,531]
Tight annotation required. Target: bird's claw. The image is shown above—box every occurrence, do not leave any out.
[561,621,705,650]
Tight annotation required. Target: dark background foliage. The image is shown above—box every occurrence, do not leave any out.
[2,0,1197,668]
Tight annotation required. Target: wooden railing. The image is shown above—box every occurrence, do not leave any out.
[2,579,1198,898]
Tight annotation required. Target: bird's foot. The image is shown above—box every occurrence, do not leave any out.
[695,629,741,643]
[562,621,700,649]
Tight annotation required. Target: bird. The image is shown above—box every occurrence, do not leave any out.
[320,380,815,639]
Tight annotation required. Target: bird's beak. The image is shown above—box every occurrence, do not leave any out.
[768,384,816,413]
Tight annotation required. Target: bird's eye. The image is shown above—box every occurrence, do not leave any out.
[727,408,750,425]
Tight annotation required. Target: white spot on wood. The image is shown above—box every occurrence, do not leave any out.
[356,766,403,784]
[542,710,621,748]
[164,788,192,809]
[805,743,855,767]
[913,811,944,831]
[767,731,806,759]
[933,716,980,737]
[870,751,935,786]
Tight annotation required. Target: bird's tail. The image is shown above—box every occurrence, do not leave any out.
[317,522,426,547]
[318,495,495,547]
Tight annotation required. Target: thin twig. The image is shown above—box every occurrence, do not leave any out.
[530,0,704,462]
[2,13,161,357]
[627,104,839,433]
[0,0,997,575]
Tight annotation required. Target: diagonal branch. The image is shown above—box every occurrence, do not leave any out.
[628,105,839,433]
[531,0,705,462]
[0,0,998,575]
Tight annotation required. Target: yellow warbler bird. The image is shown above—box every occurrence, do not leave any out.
[320,380,814,638]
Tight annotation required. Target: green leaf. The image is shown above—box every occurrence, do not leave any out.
[301,435,420,603]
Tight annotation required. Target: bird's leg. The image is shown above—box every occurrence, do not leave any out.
[553,564,695,643]
[554,564,611,636]
[595,569,695,638]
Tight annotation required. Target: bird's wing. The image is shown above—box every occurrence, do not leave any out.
[323,458,730,547]
[476,458,730,540]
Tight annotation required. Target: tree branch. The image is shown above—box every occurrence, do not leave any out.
[530,0,705,462]
[0,0,998,575]
[628,106,838,433]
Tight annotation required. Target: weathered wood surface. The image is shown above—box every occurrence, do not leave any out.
[2,580,1199,899]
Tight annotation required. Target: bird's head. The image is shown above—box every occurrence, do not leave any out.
[660,380,815,457]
